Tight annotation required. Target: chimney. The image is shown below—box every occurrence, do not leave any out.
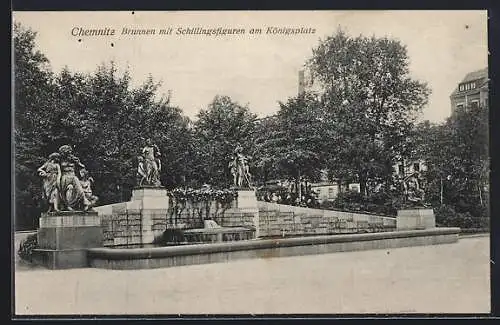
[298,70,305,96]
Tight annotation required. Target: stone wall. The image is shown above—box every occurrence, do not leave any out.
[257,202,396,237]
[219,208,255,228]
[96,193,397,246]
[100,207,254,247]
[101,213,142,246]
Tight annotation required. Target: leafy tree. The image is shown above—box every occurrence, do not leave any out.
[52,63,193,202]
[422,104,489,221]
[14,22,56,229]
[253,92,325,190]
[307,28,430,195]
[251,115,281,185]
[192,95,257,187]
[14,22,196,228]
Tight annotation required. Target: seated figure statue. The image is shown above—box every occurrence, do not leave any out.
[79,168,98,210]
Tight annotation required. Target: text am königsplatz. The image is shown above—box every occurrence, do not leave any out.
[70,26,317,37]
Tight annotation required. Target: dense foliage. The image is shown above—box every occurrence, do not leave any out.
[307,28,431,195]
[191,96,257,187]
[253,93,325,188]
[419,105,489,227]
[167,187,237,225]
[14,23,193,229]
[18,233,38,263]
[14,23,489,231]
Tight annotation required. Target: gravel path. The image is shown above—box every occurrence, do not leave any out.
[14,236,490,315]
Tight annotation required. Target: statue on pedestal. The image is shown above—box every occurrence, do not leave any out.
[229,144,252,188]
[136,155,147,186]
[58,145,91,211]
[79,168,99,209]
[402,172,426,207]
[137,138,162,187]
[38,145,98,212]
[37,152,62,212]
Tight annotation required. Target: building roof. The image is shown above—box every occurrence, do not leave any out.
[462,68,488,83]
[450,67,489,97]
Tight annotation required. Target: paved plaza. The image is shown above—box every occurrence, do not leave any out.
[14,235,490,315]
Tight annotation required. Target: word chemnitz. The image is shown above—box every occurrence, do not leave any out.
[70,26,316,37]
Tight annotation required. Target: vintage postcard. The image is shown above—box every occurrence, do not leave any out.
[12,10,490,316]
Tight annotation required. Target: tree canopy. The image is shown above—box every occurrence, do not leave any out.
[14,23,193,229]
[252,92,325,184]
[13,23,488,230]
[307,28,431,194]
[191,95,257,187]
[421,105,489,217]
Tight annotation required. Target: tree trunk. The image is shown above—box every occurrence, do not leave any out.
[478,183,483,206]
[440,177,443,205]
[298,169,302,203]
[359,173,367,196]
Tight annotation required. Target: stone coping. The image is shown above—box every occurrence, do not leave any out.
[183,227,254,234]
[258,202,397,220]
[133,186,166,190]
[87,227,460,260]
[41,211,98,217]
[233,187,255,192]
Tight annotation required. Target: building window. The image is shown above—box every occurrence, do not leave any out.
[456,104,464,110]
[413,163,420,172]
[470,100,479,109]
[349,184,360,192]
[398,164,404,175]
[328,188,334,198]
[459,84,464,91]
[471,82,476,89]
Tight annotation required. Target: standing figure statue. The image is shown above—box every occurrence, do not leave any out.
[57,145,92,211]
[136,155,147,186]
[229,144,252,188]
[139,138,162,187]
[37,152,62,212]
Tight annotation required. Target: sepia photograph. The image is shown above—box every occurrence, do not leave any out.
[12,10,490,316]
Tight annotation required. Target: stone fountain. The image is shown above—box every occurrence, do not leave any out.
[33,144,103,269]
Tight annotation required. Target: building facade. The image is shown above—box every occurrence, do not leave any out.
[449,67,488,115]
[298,68,322,96]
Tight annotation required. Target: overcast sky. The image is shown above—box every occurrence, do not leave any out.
[13,10,488,123]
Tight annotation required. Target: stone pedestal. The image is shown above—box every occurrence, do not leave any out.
[133,187,169,243]
[236,189,260,237]
[33,211,102,269]
[94,186,169,245]
[397,208,436,231]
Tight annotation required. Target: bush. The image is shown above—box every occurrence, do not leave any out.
[18,233,38,263]
[324,190,397,216]
[153,228,185,246]
[434,204,488,229]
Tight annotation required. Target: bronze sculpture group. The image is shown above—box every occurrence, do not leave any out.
[38,139,163,213]
[136,138,162,187]
[38,145,98,212]
[401,172,426,207]
[228,144,253,188]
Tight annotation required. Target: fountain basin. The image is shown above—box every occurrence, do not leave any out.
[87,227,460,270]
[183,226,255,243]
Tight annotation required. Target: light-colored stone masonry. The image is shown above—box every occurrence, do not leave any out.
[96,196,397,246]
